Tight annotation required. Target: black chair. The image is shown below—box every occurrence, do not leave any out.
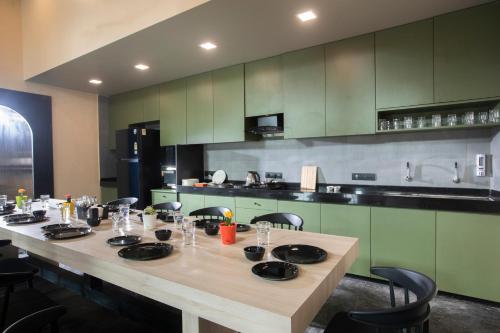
[0,240,38,288]
[3,305,66,333]
[324,267,437,333]
[189,207,232,219]
[106,197,138,208]
[153,202,182,212]
[0,271,59,330]
[250,213,304,231]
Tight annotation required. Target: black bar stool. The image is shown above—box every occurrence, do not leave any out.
[250,213,304,231]
[3,305,66,333]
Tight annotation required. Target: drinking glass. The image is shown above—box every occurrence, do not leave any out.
[40,194,50,210]
[21,199,32,214]
[173,211,184,230]
[182,219,195,245]
[118,204,131,233]
[256,221,271,246]
[392,117,402,130]
[463,112,475,126]
[112,212,125,235]
[432,114,442,127]
[378,119,390,131]
[489,108,500,123]
[0,195,7,210]
[479,111,488,124]
[404,116,413,129]
[447,114,457,127]
[417,116,426,128]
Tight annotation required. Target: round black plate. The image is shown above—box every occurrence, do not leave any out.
[41,224,72,232]
[118,242,173,261]
[272,244,328,264]
[7,217,49,225]
[3,214,32,222]
[251,261,299,281]
[236,224,250,232]
[44,227,92,240]
[107,235,142,246]
[0,210,15,216]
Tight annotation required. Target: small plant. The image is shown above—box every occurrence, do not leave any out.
[222,210,233,226]
[144,206,156,215]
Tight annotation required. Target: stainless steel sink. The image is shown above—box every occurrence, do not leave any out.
[380,191,494,201]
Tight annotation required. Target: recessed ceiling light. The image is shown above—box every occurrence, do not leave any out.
[134,63,150,71]
[89,79,102,85]
[297,10,317,22]
[199,42,217,50]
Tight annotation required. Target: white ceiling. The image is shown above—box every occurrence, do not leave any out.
[28,0,492,96]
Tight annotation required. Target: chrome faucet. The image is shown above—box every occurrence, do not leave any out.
[453,161,460,184]
[405,161,412,182]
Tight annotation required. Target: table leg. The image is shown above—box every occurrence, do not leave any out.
[182,311,237,333]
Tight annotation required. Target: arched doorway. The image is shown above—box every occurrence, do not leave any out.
[0,105,34,198]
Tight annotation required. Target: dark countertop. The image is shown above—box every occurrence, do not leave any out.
[177,184,500,215]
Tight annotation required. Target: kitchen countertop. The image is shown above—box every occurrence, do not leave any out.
[176,184,500,214]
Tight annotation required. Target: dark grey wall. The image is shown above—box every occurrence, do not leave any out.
[98,96,116,179]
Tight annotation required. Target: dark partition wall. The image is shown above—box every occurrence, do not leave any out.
[0,88,54,198]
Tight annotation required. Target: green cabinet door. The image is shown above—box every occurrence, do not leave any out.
[235,208,275,224]
[277,200,321,233]
[101,186,117,204]
[321,204,371,277]
[213,65,245,143]
[179,194,205,216]
[375,19,434,108]
[108,94,124,149]
[159,79,187,146]
[204,195,235,214]
[434,2,500,102]
[186,73,213,144]
[325,34,375,136]
[142,85,159,122]
[245,56,283,117]
[371,207,436,279]
[121,90,144,125]
[436,212,500,302]
[151,191,177,205]
[283,46,326,139]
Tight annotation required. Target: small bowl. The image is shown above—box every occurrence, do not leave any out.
[244,246,265,261]
[86,217,101,227]
[204,223,219,236]
[32,210,46,219]
[155,229,172,241]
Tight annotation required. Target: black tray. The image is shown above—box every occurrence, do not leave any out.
[41,224,72,232]
[7,217,49,225]
[272,244,327,264]
[118,242,173,261]
[3,214,32,222]
[44,227,92,240]
[236,224,250,232]
[251,261,299,281]
[107,235,142,246]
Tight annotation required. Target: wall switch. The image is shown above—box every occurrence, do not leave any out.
[352,173,376,181]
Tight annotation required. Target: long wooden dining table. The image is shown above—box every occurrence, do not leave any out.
[0,205,358,333]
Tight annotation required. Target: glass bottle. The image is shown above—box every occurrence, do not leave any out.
[15,188,28,209]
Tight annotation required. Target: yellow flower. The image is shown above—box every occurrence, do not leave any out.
[224,211,233,219]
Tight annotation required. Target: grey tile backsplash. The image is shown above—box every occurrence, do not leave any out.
[205,128,498,189]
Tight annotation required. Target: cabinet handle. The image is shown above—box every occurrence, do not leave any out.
[254,202,261,206]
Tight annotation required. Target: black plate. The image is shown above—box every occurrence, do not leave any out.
[7,217,49,225]
[272,244,328,264]
[193,219,220,229]
[107,235,142,246]
[0,209,15,216]
[41,224,72,232]
[118,242,173,261]
[236,224,250,232]
[3,214,32,222]
[44,227,92,240]
[251,261,299,281]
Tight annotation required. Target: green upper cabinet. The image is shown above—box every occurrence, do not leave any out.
[108,92,142,149]
[434,2,500,102]
[277,200,321,233]
[321,204,371,277]
[325,34,375,136]
[283,46,326,139]
[159,79,187,146]
[245,56,284,117]
[213,65,245,143]
[371,207,436,280]
[186,72,214,144]
[436,212,500,302]
[375,20,434,109]
[142,85,160,122]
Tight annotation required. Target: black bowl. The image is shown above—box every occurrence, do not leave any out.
[204,223,219,236]
[86,217,101,227]
[244,246,265,261]
[155,229,172,241]
[32,210,46,219]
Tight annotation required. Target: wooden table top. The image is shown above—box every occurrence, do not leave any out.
[0,206,358,333]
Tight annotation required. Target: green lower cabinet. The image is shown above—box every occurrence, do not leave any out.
[100,186,117,204]
[321,204,371,277]
[235,197,277,211]
[179,194,205,216]
[204,195,235,214]
[151,191,177,206]
[235,208,274,224]
[436,212,500,302]
[371,207,436,280]
[277,200,321,233]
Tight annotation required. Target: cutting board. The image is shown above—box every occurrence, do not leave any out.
[300,166,317,190]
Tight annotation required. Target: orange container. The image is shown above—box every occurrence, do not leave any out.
[219,223,236,245]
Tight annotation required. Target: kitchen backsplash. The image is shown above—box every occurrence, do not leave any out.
[205,128,497,189]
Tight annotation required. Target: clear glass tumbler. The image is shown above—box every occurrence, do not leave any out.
[256,221,271,246]
[112,212,125,235]
[174,211,184,230]
[404,116,413,129]
[21,199,32,214]
[463,112,475,125]
[489,108,500,123]
[417,116,426,128]
[40,194,50,210]
[432,114,442,127]
[118,204,131,232]
[182,219,195,245]
[0,195,7,210]
[447,114,457,127]
[393,118,402,130]
[479,111,488,124]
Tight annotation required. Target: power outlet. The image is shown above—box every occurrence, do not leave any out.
[265,172,283,179]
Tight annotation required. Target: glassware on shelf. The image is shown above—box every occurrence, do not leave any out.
[447,114,458,127]
[463,112,475,126]
[417,116,426,128]
[378,119,390,131]
[432,114,442,128]
[404,116,413,129]
[392,117,402,130]
[489,108,500,123]
[479,111,489,124]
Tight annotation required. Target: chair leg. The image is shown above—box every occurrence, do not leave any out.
[1,287,11,330]
[51,322,59,333]
[28,278,34,289]
[423,320,430,333]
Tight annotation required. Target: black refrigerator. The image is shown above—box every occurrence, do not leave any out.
[116,128,162,209]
